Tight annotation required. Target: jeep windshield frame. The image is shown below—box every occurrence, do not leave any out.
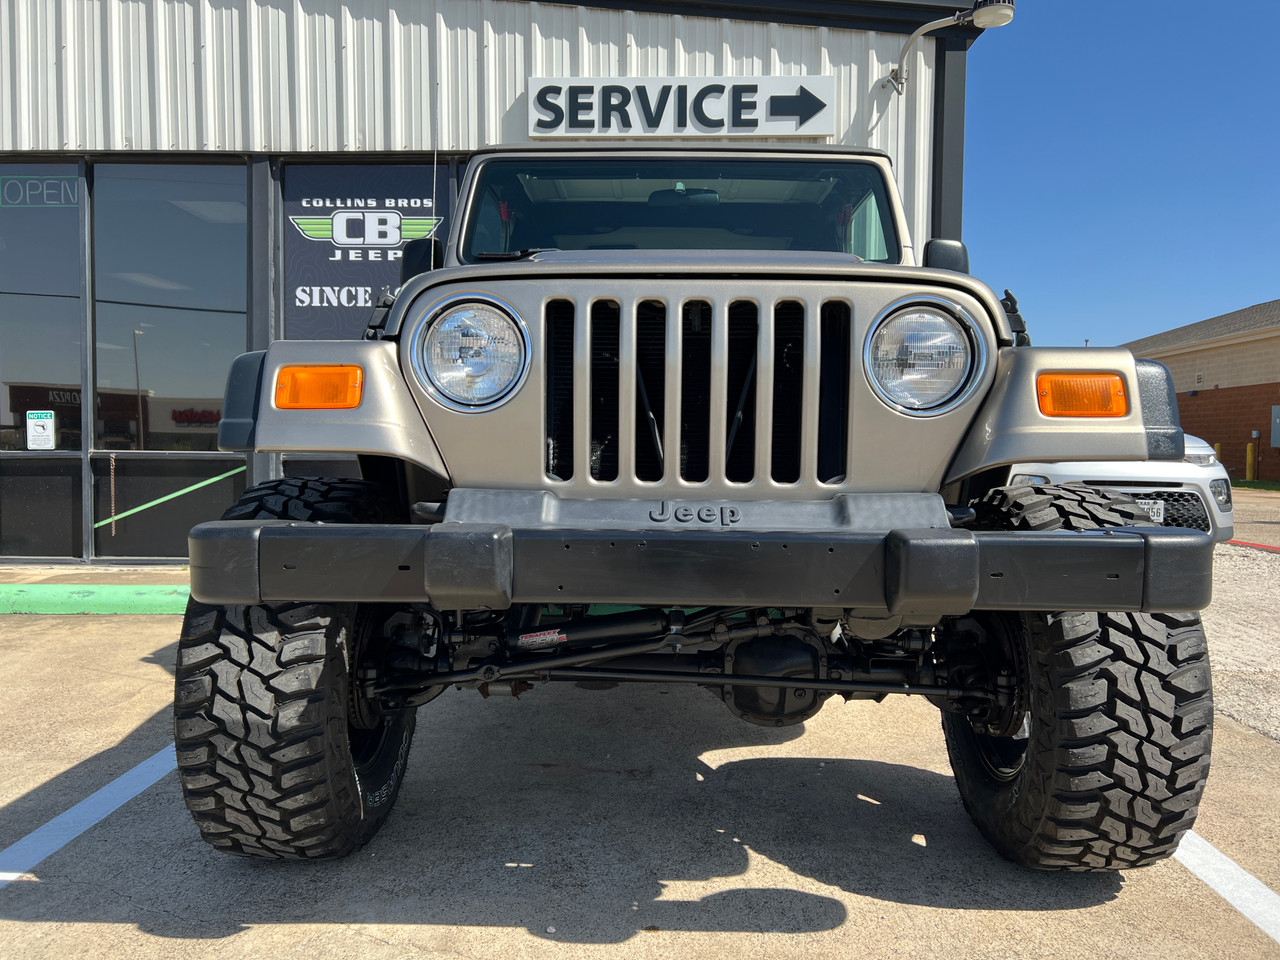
[459,156,901,265]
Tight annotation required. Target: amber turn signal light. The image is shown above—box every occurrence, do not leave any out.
[1036,372,1128,417]
[275,365,364,409]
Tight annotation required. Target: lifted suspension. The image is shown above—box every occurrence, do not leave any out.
[368,607,1001,709]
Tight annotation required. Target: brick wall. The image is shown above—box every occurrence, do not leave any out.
[1177,382,1280,481]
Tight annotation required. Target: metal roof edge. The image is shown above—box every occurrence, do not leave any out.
[1123,300,1280,354]
[1125,327,1280,361]
[530,0,985,37]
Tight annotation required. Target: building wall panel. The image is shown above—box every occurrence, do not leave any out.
[1151,336,1280,394]
[5,0,938,243]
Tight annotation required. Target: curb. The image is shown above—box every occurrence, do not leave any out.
[0,585,190,615]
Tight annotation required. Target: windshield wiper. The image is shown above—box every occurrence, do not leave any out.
[474,248,559,261]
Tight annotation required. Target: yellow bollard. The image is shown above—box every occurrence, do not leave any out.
[1214,442,1222,459]
[1246,442,1256,481]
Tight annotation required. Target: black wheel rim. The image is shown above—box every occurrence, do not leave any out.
[971,724,1028,782]
[349,721,394,772]
[969,612,1032,782]
[346,605,398,770]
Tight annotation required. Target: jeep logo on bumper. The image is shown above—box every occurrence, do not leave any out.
[649,502,742,526]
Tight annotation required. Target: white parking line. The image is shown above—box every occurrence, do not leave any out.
[0,743,1278,951]
[1175,830,1280,945]
[0,744,176,890]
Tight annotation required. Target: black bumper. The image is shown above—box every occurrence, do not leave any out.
[189,519,1214,615]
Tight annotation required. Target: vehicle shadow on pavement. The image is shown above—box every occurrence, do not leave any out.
[0,640,180,849]
[0,666,1122,943]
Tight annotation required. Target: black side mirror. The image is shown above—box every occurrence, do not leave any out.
[923,238,970,274]
[400,237,444,285]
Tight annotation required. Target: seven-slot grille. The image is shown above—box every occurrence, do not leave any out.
[544,296,852,487]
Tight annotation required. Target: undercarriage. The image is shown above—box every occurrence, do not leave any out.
[363,604,1018,730]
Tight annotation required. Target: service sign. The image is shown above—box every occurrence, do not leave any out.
[529,77,836,139]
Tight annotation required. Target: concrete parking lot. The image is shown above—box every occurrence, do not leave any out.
[1,495,1279,959]
[1232,488,1280,549]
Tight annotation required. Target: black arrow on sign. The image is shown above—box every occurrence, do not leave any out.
[767,86,827,127]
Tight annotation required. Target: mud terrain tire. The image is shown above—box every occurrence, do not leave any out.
[943,483,1213,870]
[174,478,416,859]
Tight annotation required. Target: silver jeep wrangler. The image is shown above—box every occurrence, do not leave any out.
[176,146,1214,871]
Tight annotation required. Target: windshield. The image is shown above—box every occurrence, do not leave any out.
[460,157,900,263]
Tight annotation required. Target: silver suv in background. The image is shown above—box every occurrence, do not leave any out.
[1012,434,1234,542]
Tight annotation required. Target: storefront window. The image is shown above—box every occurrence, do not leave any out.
[0,294,84,451]
[94,165,247,312]
[283,163,450,340]
[0,165,80,295]
[3,161,255,560]
[94,302,245,452]
[91,456,245,557]
[0,163,83,452]
[92,164,247,451]
[2,159,466,560]
[0,459,82,557]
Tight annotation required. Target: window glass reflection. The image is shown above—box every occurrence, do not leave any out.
[94,165,247,313]
[0,163,80,297]
[0,293,83,451]
[92,165,248,452]
[95,302,245,451]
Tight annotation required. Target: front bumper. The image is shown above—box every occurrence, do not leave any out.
[189,491,1214,615]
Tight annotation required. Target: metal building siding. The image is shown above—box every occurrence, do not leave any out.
[3,0,936,240]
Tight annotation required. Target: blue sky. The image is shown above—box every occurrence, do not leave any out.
[962,2,1280,348]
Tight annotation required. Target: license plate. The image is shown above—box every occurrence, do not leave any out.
[1135,498,1165,524]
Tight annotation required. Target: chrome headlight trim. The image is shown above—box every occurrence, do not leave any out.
[862,294,988,417]
[407,293,532,413]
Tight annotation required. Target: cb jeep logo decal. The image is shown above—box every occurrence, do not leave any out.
[649,501,742,525]
[290,211,441,247]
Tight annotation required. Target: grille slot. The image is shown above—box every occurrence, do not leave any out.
[634,300,667,482]
[680,301,713,483]
[544,299,575,480]
[590,300,621,481]
[771,301,805,483]
[817,302,851,483]
[725,301,759,483]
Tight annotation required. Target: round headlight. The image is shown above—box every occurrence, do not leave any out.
[415,299,528,409]
[866,303,975,412]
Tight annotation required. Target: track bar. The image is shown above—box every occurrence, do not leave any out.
[527,667,991,699]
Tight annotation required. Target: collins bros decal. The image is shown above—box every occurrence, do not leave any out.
[283,165,451,340]
[290,210,442,259]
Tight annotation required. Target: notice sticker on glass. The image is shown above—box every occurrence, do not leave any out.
[26,410,55,450]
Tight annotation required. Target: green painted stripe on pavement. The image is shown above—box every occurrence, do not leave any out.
[0,585,190,615]
[93,465,246,529]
